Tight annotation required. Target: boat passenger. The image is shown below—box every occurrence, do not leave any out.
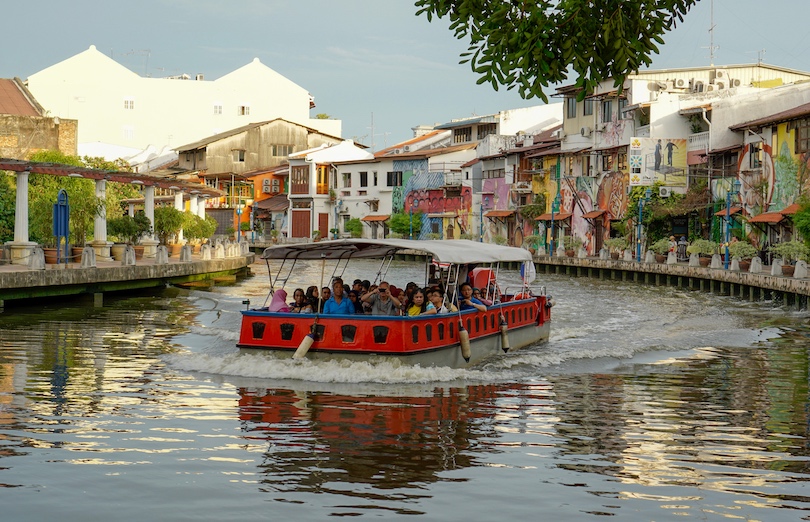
[347,290,364,314]
[267,289,290,313]
[352,279,363,293]
[458,282,487,312]
[361,281,401,316]
[406,288,435,316]
[473,288,493,307]
[289,288,313,313]
[306,286,319,310]
[323,280,354,314]
[428,288,457,313]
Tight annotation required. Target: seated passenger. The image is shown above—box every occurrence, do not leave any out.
[406,288,435,316]
[428,288,455,314]
[347,290,364,314]
[289,288,313,313]
[473,288,493,307]
[267,289,290,313]
[458,282,486,312]
[323,280,354,314]
[306,286,320,311]
[361,281,401,316]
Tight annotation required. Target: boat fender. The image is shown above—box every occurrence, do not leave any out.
[293,333,315,359]
[513,293,529,301]
[458,322,471,362]
[499,319,511,353]
[545,296,555,308]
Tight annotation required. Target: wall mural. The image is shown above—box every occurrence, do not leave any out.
[402,168,473,239]
[629,137,687,187]
[737,143,774,217]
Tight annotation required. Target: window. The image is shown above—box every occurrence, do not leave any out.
[359,171,368,187]
[316,165,329,194]
[238,105,250,116]
[213,104,222,115]
[483,168,505,179]
[342,172,351,188]
[233,150,245,162]
[373,171,378,186]
[123,98,135,110]
[583,99,594,116]
[602,100,613,123]
[122,126,134,141]
[453,127,472,143]
[431,221,440,234]
[566,97,577,118]
[271,144,293,156]
[618,152,627,171]
[796,118,810,154]
[749,142,762,169]
[477,123,497,140]
[583,155,591,176]
[618,98,628,116]
[602,153,614,172]
[387,171,403,187]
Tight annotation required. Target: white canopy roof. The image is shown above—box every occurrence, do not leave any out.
[260,239,532,264]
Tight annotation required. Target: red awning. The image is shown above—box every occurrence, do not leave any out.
[582,209,606,219]
[360,214,390,222]
[255,195,289,212]
[536,212,572,221]
[748,212,785,223]
[714,206,743,217]
[484,210,515,218]
[781,203,801,215]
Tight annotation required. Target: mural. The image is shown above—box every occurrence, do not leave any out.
[596,170,629,221]
[404,171,472,240]
[629,137,687,187]
[737,142,775,217]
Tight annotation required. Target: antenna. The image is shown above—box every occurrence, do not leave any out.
[703,0,718,66]
[123,49,151,76]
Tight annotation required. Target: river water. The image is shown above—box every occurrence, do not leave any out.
[0,259,808,521]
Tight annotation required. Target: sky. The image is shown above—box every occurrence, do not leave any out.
[3,0,810,150]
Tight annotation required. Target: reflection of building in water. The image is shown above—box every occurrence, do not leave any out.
[238,385,505,493]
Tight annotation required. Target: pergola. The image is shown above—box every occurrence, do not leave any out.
[0,158,224,264]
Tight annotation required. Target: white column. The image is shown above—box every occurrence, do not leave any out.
[13,171,29,243]
[94,179,107,243]
[198,196,206,219]
[141,185,159,257]
[174,191,184,243]
[128,202,135,217]
[189,195,199,216]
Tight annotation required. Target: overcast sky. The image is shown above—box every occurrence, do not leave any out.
[3,0,809,149]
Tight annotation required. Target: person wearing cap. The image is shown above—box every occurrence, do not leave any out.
[668,235,677,253]
[352,279,363,293]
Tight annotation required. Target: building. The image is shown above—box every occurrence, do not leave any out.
[25,45,340,154]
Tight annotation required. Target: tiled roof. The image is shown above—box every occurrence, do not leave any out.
[0,79,40,116]
[729,101,810,131]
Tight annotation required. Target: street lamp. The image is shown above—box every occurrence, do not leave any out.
[235,206,243,243]
[549,195,560,256]
[409,198,419,240]
[636,187,652,262]
[724,178,742,269]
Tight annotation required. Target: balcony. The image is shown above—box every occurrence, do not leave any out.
[688,131,709,152]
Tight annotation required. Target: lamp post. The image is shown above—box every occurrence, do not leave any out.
[409,198,418,240]
[724,178,742,269]
[636,187,652,262]
[549,195,560,256]
[236,206,243,243]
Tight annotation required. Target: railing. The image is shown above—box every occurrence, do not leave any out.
[688,131,709,152]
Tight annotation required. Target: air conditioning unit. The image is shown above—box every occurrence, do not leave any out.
[262,179,271,186]
[262,186,272,194]
[403,145,411,152]
[714,69,728,80]
[580,126,592,137]
[675,78,687,88]
[692,80,705,93]
[715,80,727,90]
[705,84,715,92]
[271,179,280,187]
[731,78,741,87]
[659,186,672,198]
[271,185,281,193]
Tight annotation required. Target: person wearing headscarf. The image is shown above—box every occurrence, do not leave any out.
[267,289,290,313]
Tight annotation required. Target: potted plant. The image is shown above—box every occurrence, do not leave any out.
[427,233,442,240]
[346,218,363,238]
[329,227,339,239]
[604,237,628,259]
[493,234,508,245]
[311,230,321,242]
[769,240,809,276]
[524,234,542,255]
[107,212,151,259]
[687,239,719,266]
[562,236,583,257]
[184,213,217,253]
[648,237,671,263]
[728,240,758,271]
[154,206,185,255]
[269,229,280,243]
[226,226,236,240]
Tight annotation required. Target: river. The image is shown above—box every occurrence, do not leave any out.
[0,258,808,521]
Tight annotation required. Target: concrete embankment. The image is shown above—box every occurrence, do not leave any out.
[0,254,255,305]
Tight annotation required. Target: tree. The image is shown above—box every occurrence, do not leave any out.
[388,211,423,237]
[415,0,699,101]
[0,173,15,243]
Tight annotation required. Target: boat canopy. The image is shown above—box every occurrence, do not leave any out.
[260,239,532,264]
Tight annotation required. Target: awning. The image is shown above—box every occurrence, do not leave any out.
[484,210,515,218]
[255,195,289,212]
[714,206,743,217]
[524,147,561,159]
[536,212,572,221]
[582,209,606,219]
[426,212,457,218]
[780,203,801,215]
[748,212,785,223]
[360,214,390,222]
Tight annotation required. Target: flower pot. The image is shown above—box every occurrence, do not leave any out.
[782,265,795,277]
[43,247,59,265]
[698,256,711,267]
[738,260,751,272]
[655,254,666,263]
[565,249,575,258]
[71,246,84,263]
[168,243,183,257]
[134,245,145,260]
[610,252,620,260]
[110,243,127,261]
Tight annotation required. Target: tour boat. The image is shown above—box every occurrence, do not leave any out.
[238,239,553,368]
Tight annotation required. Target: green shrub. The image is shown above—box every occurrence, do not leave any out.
[728,241,758,260]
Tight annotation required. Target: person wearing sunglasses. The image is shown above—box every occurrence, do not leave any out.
[361,281,401,316]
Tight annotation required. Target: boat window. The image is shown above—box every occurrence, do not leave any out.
[490,314,496,329]
[466,319,472,334]
[450,321,455,338]
[373,326,389,344]
[438,323,445,340]
[252,322,267,339]
[511,310,516,323]
[341,325,357,343]
[313,324,325,341]
[474,316,480,333]
[412,325,419,344]
[279,323,293,340]
[425,324,433,342]
[519,308,523,322]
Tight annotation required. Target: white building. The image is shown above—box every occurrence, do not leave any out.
[25,45,340,155]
